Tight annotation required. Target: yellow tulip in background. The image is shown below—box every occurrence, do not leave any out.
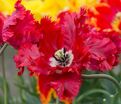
[0,0,98,20]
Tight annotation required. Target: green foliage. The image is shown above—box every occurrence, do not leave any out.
[0,69,121,104]
[0,73,40,104]
[0,37,121,104]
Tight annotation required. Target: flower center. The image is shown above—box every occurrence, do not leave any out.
[116,12,121,20]
[112,12,121,31]
[49,48,74,67]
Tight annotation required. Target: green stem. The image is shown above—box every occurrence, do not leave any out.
[0,43,8,56]
[1,52,8,104]
[76,89,111,102]
[56,98,59,104]
[82,74,121,91]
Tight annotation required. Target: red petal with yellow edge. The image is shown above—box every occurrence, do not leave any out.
[38,72,82,103]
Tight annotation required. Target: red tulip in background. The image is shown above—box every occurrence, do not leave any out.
[88,0,121,32]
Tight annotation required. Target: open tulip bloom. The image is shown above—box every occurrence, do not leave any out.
[1,0,121,104]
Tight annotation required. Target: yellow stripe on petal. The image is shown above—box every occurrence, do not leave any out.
[39,88,57,104]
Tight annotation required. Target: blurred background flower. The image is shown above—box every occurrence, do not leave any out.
[0,0,98,20]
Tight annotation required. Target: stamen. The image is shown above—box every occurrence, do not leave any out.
[112,12,121,32]
[49,48,74,67]
[116,12,121,20]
